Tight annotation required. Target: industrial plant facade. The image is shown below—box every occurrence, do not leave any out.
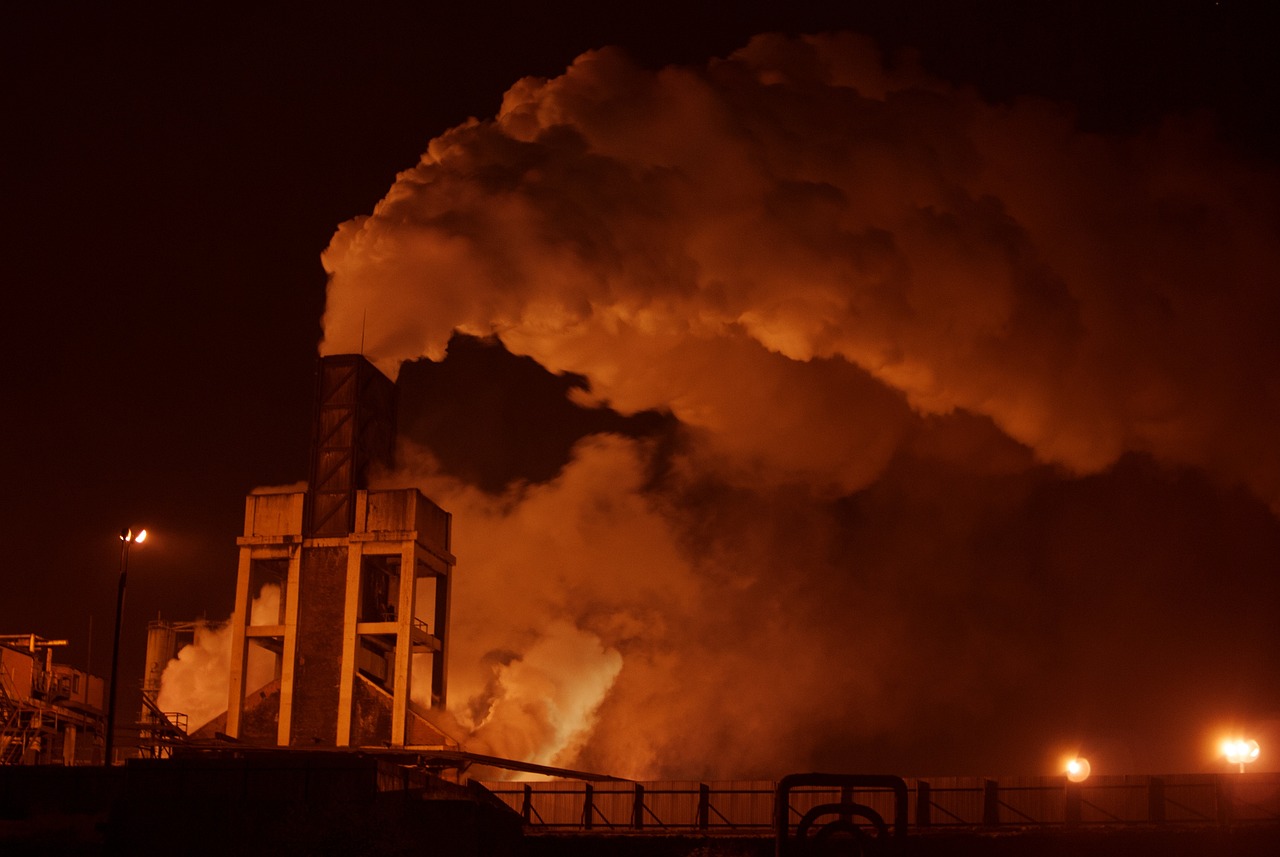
[144,355,458,752]
[222,484,455,748]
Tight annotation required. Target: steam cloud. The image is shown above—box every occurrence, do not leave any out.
[157,585,282,733]
[322,34,1280,776]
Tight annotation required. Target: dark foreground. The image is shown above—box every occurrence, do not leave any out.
[524,827,1280,856]
[4,758,1279,856]
[6,818,1280,856]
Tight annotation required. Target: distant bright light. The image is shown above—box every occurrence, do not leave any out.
[120,527,148,544]
[1065,757,1091,783]
[1221,738,1260,771]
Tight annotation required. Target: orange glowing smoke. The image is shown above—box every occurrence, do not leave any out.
[319,33,1280,777]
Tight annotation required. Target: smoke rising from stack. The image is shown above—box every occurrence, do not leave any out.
[325,33,1280,777]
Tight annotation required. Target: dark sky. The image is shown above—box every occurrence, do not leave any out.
[2,1,1277,777]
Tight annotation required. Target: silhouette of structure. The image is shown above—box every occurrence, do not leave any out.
[218,355,456,749]
[129,355,457,752]
[0,634,105,765]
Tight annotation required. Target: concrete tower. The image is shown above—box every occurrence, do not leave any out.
[223,355,455,748]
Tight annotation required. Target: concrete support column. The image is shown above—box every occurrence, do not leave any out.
[335,540,365,746]
[389,541,417,746]
[432,565,452,708]
[276,545,302,746]
[224,547,253,738]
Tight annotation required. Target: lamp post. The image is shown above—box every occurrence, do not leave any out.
[105,527,145,765]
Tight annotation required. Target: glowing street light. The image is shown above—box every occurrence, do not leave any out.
[1065,757,1091,783]
[1221,738,1260,773]
[105,527,146,765]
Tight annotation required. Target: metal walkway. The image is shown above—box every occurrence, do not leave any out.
[481,771,1280,836]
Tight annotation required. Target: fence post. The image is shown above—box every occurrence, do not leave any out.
[522,783,533,824]
[983,779,1000,827]
[698,783,710,830]
[916,780,931,827]
[583,783,594,830]
[1215,775,1233,826]
[633,783,645,829]
[1065,782,1081,827]
[1148,776,1165,824]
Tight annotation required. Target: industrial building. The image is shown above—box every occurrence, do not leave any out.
[3,360,1280,854]
[142,354,457,753]
[8,353,1279,855]
[0,634,105,765]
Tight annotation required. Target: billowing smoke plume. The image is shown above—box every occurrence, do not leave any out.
[157,585,281,732]
[324,34,1280,776]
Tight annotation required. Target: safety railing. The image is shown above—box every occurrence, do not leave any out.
[478,773,1280,833]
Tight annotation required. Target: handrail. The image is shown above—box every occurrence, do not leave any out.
[480,773,1280,833]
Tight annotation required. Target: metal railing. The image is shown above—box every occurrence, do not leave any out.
[479,773,1280,834]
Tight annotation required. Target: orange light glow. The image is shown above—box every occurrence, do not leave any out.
[120,527,147,544]
[1065,757,1091,783]
[1221,738,1260,771]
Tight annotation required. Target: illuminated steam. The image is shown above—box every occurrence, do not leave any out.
[327,33,1280,776]
[322,33,1279,505]
[157,585,281,732]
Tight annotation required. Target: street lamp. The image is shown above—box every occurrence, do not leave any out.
[1065,757,1091,783]
[105,527,145,765]
[1222,738,1260,774]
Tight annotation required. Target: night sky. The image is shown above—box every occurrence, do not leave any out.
[3,1,1278,778]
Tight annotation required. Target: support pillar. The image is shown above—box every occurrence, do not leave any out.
[336,539,365,747]
[389,541,418,746]
[224,547,253,738]
[275,546,302,746]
